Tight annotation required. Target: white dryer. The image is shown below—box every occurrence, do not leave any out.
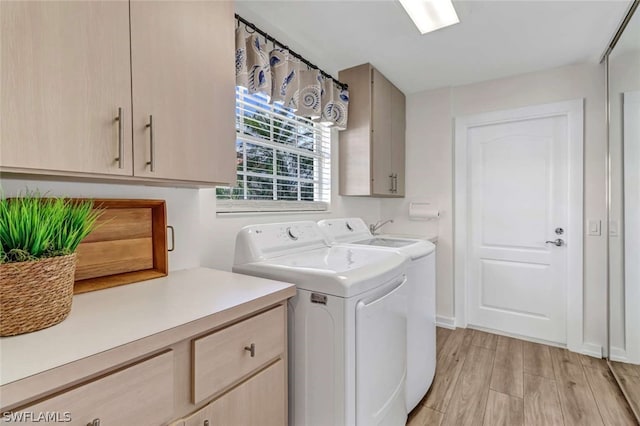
[233,221,410,426]
[317,217,436,411]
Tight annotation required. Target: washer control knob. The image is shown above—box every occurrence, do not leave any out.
[287,227,298,240]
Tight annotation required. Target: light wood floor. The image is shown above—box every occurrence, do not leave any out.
[407,327,638,426]
[610,361,640,421]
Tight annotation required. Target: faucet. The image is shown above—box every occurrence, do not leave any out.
[369,219,394,235]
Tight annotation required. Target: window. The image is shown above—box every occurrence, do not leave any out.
[216,87,331,213]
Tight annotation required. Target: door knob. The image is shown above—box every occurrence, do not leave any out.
[545,239,565,247]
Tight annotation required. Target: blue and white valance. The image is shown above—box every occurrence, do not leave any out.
[235,27,349,130]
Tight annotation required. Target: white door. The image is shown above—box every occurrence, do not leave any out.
[466,115,570,344]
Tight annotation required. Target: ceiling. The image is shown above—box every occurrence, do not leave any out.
[235,0,630,94]
[611,3,640,57]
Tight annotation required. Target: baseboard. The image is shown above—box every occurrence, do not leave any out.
[435,315,456,329]
[465,324,606,358]
[610,346,629,362]
[580,343,603,358]
[466,325,566,348]
[442,322,605,358]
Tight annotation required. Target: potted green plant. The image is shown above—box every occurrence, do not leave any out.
[0,193,101,336]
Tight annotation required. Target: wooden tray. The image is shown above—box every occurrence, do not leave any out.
[73,199,168,294]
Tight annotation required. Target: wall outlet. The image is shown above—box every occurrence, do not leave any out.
[587,220,601,236]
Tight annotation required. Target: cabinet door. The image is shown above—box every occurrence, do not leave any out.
[130,0,236,184]
[210,360,286,426]
[390,85,406,196]
[338,63,373,196]
[371,68,393,195]
[0,1,132,175]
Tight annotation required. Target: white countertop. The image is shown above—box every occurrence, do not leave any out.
[0,268,295,386]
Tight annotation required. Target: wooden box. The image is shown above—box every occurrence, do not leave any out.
[74,199,168,294]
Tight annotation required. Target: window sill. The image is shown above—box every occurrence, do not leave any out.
[216,209,332,218]
[216,200,330,215]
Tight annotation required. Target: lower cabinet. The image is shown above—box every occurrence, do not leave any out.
[2,303,288,426]
[174,305,287,426]
[16,351,175,426]
[177,360,285,426]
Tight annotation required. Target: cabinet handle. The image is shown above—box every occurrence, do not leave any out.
[86,419,100,426]
[244,343,256,357]
[390,173,398,193]
[167,225,175,252]
[389,174,394,193]
[146,115,155,172]
[114,107,124,169]
[204,421,210,426]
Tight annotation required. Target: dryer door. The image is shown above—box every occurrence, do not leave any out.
[355,274,408,426]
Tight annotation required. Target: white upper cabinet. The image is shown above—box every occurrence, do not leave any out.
[338,63,406,197]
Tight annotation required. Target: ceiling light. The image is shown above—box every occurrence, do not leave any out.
[399,0,460,34]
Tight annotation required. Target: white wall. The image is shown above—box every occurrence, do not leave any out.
[378,87,454,321]
[1,62,608,350]
[0,133,381,273]
[0,178,204,271]
[381,62,608,350]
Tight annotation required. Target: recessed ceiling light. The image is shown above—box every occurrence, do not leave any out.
[399,0,460,34]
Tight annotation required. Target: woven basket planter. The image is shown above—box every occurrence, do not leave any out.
[0,253,77,336]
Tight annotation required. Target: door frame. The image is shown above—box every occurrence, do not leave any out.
[453,99,584,352]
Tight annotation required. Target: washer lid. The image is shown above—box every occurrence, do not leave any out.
[233,246,407,297]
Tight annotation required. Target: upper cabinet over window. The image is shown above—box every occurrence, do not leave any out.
[338,63,406,197]
[0,0,236,186]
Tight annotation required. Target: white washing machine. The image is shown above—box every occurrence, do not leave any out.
[317,217,436,411]
[233,221,410,426]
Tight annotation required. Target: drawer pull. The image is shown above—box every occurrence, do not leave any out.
[87,419,100,426]
[244,343,256,357]
[204,421,210,426]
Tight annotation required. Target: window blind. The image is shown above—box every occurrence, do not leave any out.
[216,87,331,213]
